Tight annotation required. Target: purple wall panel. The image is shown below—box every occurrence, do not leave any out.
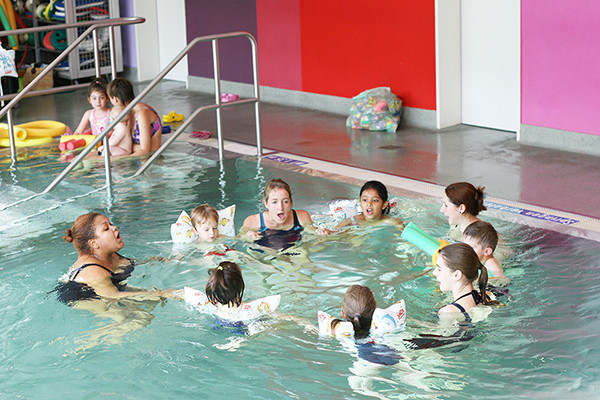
[119,0,136,68]
[185,0,257,84]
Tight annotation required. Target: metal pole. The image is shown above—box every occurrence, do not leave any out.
[0,85,16,162]
[102,135,113,196]
[93,29,101,79]
[108,26,117,79]
[212,39,224,162]
[249,36,262,156]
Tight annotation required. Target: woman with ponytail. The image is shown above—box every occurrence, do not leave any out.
[433,243,498,318]
[440,182,487,235]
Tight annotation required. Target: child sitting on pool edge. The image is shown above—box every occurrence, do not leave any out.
[335,181,403,229]
[462,221,508,282]
[98,104,133,156]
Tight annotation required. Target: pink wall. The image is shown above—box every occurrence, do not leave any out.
[256,0,302,91]
[522,1,600,136]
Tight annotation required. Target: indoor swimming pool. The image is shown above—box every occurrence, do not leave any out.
[1,141,599,399]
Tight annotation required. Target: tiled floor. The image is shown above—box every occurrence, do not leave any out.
[5,79,600,219]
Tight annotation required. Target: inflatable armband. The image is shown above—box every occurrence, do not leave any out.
[370,299,406,335]
[184,286,280,322]
[318,298,406,338]
[401,222,449,265]
[317,311,354,338]
[329,197,398,221]
[170,205,236,243]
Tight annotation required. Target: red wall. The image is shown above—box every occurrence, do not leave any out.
[297,1,436,109]
[188,1,436,110]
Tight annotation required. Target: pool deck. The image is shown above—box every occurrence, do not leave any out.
[3,79,600,238]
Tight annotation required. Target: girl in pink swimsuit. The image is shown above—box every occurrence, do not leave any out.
[73,80,111,135]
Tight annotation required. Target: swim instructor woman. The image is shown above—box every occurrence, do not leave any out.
[56,213,175,304]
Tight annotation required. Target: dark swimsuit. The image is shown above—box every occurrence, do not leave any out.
[55,261,134,305]
[450,290,483,322]
[254,210,303,250]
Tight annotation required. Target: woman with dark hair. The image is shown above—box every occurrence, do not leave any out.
[56,212,175,304]
[107,77,162,156]
[440,182,486,234]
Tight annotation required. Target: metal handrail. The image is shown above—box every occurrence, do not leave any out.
[42,31,262,194]
[0,17,146,162]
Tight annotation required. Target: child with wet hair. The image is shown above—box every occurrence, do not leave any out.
[330,285,377,338]
[462,221,507,281]
[190,204,220,243]
[206,261,245,311]
[336,180,403,229]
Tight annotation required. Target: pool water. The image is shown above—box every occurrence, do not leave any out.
[1,143,600,399]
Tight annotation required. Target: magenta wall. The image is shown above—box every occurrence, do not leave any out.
[522,1,600,136]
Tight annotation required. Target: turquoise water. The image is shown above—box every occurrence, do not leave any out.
[1,143,600,399]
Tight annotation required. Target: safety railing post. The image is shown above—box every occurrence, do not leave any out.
[212,39,224,162]
[92,29,101,79]
[108,26,118,80]
[249,35,262,156]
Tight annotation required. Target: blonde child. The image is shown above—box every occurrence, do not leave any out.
[73,80,110,136]
[328,285,377,338]
[98,105,133,156]
[190,204,221,243]
[462,221,508,281]
[336,181,403,229]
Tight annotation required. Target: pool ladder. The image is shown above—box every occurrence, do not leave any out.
[0,27,262,205]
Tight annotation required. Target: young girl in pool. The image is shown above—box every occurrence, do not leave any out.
[205,261,246,320]
[335,180,403,229]
[328,285,377,338]
[73,80,110,136]
[433,243,498,318]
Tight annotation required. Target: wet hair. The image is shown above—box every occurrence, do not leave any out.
[88,80,107,98]
[437,243,497,306]
[206,261,245,307]
[331,285,377,339]
[63,213,102,255]
[190,204,219,229]
[360,180,390,215]
[263,178,293,204]
[463,221,498,251]
[445,182,486,216]
[107,77,135,104]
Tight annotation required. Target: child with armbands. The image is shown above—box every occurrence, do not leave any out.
[184,261,281,325]
[318,285,406,338]
[335,181,403,229]
[462,221,508,283]
[190,204,221,243]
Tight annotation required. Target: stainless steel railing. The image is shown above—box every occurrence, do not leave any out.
[0,17,146,163]
[42,31,262,195]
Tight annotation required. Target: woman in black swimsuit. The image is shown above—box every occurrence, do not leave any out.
[241,179,319,250]
[432,243,497,317]
[56,212,175,304]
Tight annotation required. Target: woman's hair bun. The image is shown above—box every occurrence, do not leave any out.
[63,229,74,243]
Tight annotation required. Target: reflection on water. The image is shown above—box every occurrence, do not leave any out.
[1,152,600,399]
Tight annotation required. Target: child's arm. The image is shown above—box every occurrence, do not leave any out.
[108,123,128,147]
[73,110,92,135]
[485,257,508,280]
[241,214,262,239]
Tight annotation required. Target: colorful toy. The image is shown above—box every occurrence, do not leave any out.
[58,134,98,151]
[0,123,27,140]
[17,120,66,137]
[162,111,184,123]
[0,136,53,147]
[401,222,449,265]
[161,125,171,134]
